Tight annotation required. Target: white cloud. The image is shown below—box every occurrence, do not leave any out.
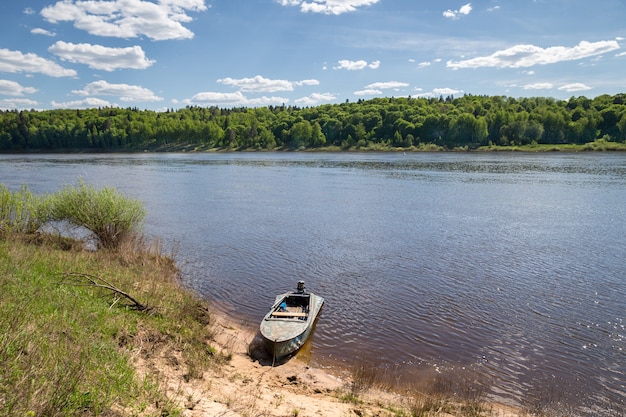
[0,48,76,77]
[417,61,431,69]
[294,92,336,105]
[443,3,472,19]
[487,6,500,12]
[185,91,288,106]
[415,87,463,98]
[616,51,626,57]
[354,89,382,96]
[294,79,320,86]
[523,82,553,90]
[41,0,207,41]
[558,83,592,92]
[0,98,39,110]
[277,0,379,15]
[365,81,409,90]
[23,8,36,15]
[447,40,620,69]
[52,97,115,109]
[49,41,155,71]
[217,75,294,93]
[31,28,56,36]
[432,87,463,95]
[334,59,380,70]
[72,80,163,102]
[0,80,37,96]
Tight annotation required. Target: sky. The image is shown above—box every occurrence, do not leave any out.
[0,0,625,111]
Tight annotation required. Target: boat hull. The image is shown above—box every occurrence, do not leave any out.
[260,292,324,359]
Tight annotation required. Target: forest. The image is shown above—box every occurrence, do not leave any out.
[1,93,626,151]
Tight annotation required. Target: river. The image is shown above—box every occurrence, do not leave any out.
[1,152,624,415]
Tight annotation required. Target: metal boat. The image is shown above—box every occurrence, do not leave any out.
[260,281,324,359]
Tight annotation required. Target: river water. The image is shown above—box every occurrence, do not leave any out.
[1,152,624,415]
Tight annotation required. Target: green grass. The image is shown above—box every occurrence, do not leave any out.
[477,138,626,152]
[0,234,223,416]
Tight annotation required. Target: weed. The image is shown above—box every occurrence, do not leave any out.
[348,359,380,400]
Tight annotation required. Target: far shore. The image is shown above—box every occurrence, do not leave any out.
[2,139,626,154]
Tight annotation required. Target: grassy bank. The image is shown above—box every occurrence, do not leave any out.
[0,181,226,416]
[0,234,224,416]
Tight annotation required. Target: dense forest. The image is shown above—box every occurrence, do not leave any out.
[1,94,626,151]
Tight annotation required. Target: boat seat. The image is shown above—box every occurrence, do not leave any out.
[271,311,307,317]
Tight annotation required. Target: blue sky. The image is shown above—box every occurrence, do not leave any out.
[0,0,625,111]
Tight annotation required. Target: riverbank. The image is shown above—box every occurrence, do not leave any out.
[3,136,626,154]
[159,311,529,417]
[1,234,534,417]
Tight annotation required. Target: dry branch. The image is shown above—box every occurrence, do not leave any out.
[61,271,151,312]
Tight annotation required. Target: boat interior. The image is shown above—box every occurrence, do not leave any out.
[271,294,310,319]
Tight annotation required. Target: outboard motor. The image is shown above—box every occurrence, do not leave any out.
[297,280,306,293]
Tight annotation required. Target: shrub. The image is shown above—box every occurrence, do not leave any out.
[48,180,146,250]
[0,184,48,236]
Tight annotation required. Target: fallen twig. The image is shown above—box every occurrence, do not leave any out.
[61,271,151,312]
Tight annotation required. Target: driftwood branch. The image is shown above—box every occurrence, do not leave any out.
[61,271,150,312]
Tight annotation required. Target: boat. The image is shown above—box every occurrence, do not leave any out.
[260,281,324,360]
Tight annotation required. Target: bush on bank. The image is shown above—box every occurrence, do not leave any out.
[47,180,147,250]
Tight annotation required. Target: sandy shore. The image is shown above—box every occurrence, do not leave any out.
[133,311,523,417]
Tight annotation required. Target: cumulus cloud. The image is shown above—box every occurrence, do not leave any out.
[0,98,39,111]
[0,48,76,77]
[52,97,115,109]
[0,80,37,96]
[354,89,382,96]
[277,0,379,15]
[365,81,409,90]
[417,61,431,69]
[443,3,472,19]
[447,40,620,69]
[416,87,463,98]
[523,82,553,90]
[185,91,288,106]
[217,76,320,92]
[433,87,463,95]
[295,92,336,105]
[72,80,163,102]
[31,28,56,36]
[41,0,208,41]
[217,75,295,93]
[49,41,155,71]
[294,79,320,86]
[334,59,380,70]
[558,83,592,92]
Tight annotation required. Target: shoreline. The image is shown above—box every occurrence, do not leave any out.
[138,307,524,417]
[2,139,626,154]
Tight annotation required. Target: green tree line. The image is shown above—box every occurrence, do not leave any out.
[2,94,626,151]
